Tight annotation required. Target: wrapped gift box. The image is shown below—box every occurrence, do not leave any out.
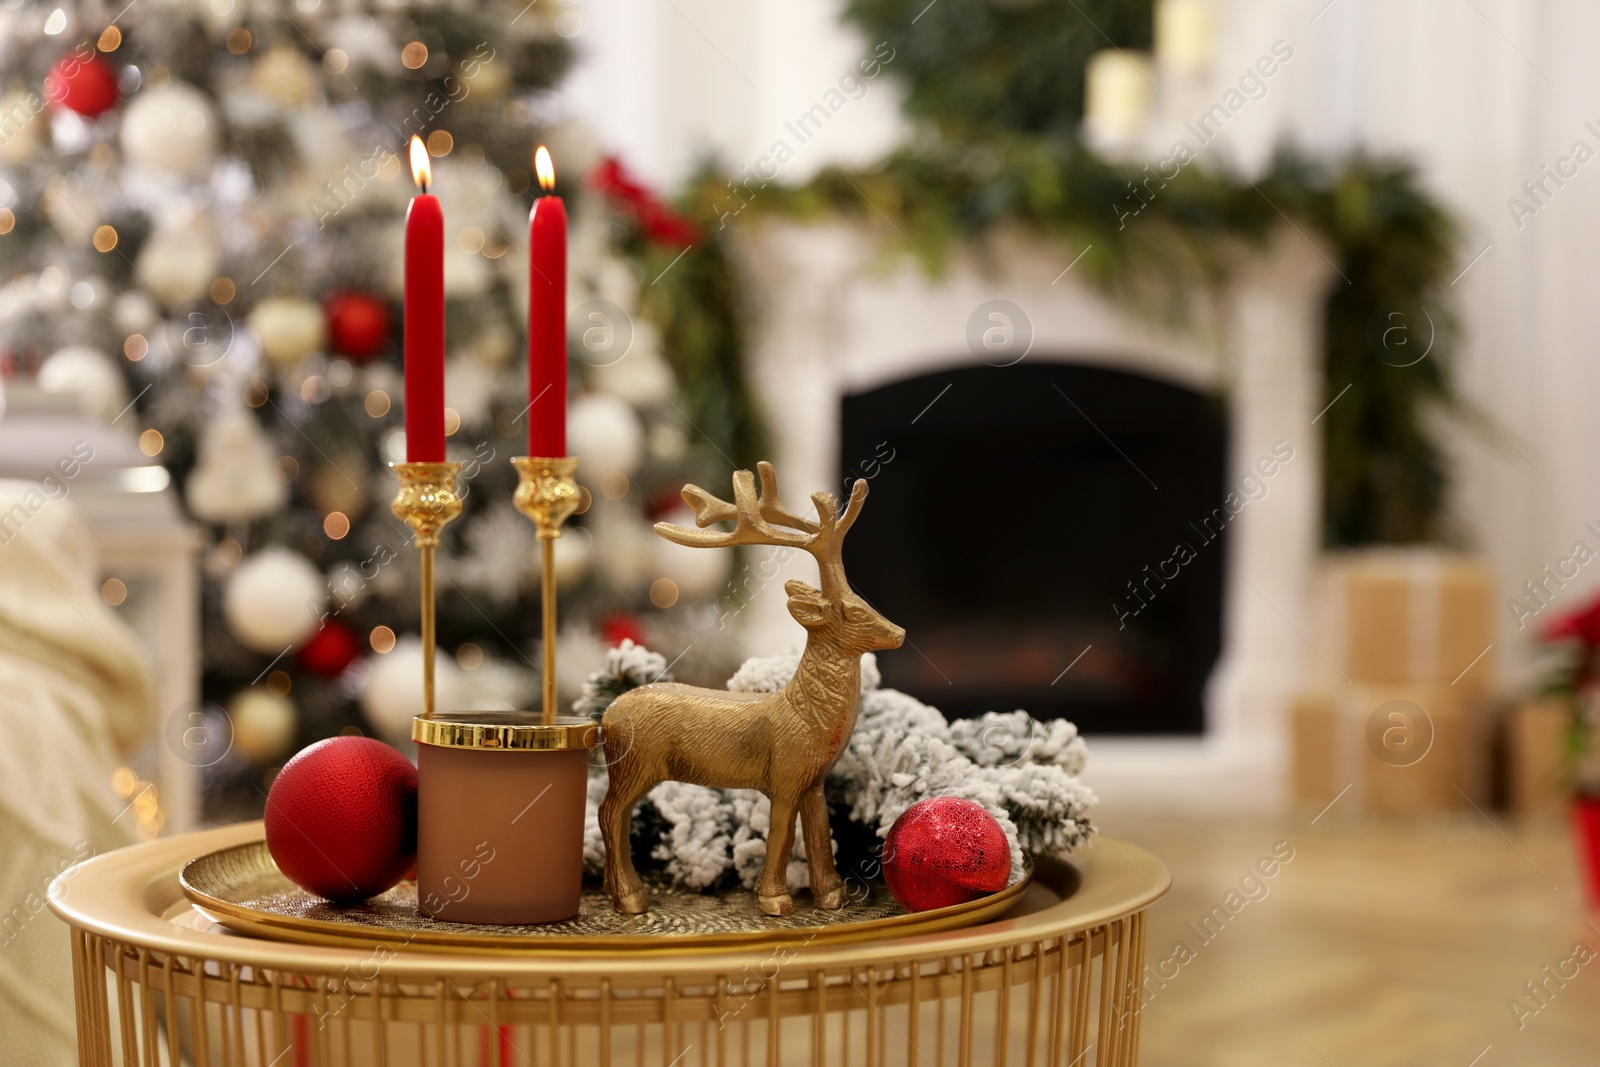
[1311,550,1496,691]
[1506,698,1571,818]
[1290,683,1489,815]
[1289,692,1341,807]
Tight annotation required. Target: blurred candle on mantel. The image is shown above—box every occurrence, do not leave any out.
[1082,49,1155,150]
[527,145,567,457]
[404,135,445,462]
[1156,0,1214,76]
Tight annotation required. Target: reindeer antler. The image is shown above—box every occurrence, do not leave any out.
[753,462,820,534]
[655,462,869,600]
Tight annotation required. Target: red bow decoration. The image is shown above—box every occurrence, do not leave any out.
[589,157,702,248]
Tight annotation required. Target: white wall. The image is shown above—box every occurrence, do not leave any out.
[1209,0,1600,687]
[559,0,1600,687]
[561,0,907,189]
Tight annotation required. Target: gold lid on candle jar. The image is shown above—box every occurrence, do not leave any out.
[412,712,599,751]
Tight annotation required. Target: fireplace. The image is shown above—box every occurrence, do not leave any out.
[840,363,1227,735]
[735,222,1334,803]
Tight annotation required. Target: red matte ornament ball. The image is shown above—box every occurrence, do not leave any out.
[264,737,417,902]
[296,620,361,677]
[44,50,120,118]
[324,292,391,360]
[881,796,1011,912]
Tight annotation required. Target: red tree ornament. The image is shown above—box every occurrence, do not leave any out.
[44,49,120,118]
[296,619,361,677]
[264,737,417,902]
[324,291,391,361]
[881,796,1011,912]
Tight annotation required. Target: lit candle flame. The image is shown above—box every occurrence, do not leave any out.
[409,135,431,193]
[535,145,555,192]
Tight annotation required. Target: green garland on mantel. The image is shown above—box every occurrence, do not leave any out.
[844,0,1152,140]
[674,135,1457,547]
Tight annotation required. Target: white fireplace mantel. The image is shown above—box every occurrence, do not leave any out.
[731,222,1335,808]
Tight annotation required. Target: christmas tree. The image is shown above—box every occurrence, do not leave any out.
[0,0,756,823]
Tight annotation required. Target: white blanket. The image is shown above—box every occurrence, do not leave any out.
[0,480,157,1064]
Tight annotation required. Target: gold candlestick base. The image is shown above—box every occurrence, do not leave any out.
[512,456,580,725]
[390,461,464,719]
[511,456,581,539]
[391,462,465,548]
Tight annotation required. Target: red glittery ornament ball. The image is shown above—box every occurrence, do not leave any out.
[324,292,391,361]
[43,50,120,118]
[264,737,417,902]
[296,620,361,677]
[882,797,1011,912]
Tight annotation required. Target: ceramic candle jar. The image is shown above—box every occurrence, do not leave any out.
[412,712,598,925]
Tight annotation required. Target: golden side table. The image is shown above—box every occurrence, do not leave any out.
[50,821,1168,1066]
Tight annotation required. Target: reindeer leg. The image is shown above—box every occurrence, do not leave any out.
[800,785,845,909]
[758,792,798,916]
[599,770,655,914]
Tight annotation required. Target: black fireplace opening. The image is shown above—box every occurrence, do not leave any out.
[839,362,1228,736]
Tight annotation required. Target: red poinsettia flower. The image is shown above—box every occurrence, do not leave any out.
[589,156,703,248]
[589,157,652,208]
[640,204,702,247]
[1543,593,1600,647]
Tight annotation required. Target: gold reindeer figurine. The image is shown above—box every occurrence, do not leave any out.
[599,462,905,916]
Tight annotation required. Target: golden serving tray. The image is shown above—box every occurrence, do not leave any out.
[180,840,1035,954]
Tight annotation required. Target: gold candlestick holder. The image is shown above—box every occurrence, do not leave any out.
[512,456,580,725]
[390,461,464,718]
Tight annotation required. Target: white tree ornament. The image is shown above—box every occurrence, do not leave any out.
[361,636,461,745]
[223,547,327,654]
[568,392,645,476]
[250,296,327,366]
[186,409,287,524]
[38,346,127,423]
[121,82,219,177]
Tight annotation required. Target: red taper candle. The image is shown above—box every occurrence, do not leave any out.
[404,136,445,462]
[527,145,567,456]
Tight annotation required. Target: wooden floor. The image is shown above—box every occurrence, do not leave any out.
[1101,807,1600,1065]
